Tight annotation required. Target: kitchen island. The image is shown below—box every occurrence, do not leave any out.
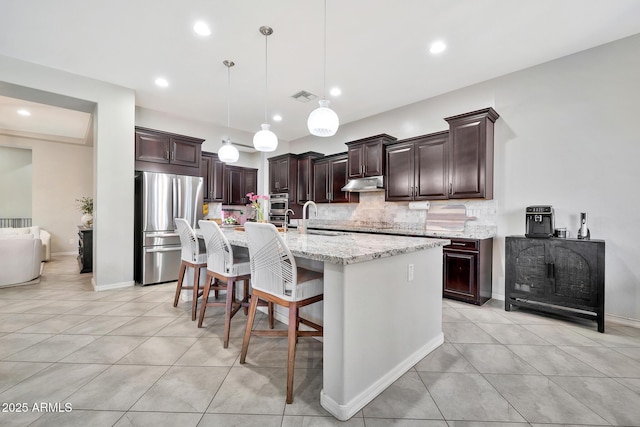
[221,227,448,420]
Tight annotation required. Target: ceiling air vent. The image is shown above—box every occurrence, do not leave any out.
[291,90,318,103]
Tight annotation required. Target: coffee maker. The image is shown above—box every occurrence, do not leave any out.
[525,206,554,238]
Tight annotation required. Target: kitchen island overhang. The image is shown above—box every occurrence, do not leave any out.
[221,228,448,420]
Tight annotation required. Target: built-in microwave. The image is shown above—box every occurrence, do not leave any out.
[268,193,288,215]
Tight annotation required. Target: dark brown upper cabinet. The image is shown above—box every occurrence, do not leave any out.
[135,127,203,176]
[224,165,257,205]
[346,134,397,179]
[385,131,449,201]
[296,152,324,205]
[200,151,224,202]
[268,153,298,206]
[313,153,359,204]
[444,107,499,199]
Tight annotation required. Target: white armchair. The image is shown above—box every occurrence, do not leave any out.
[0,236,43,287]
[0,226,50,261]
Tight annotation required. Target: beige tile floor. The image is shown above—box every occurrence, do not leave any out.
[1,255,639,426]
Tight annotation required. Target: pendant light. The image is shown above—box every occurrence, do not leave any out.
[307,0,339,137]
[253,26,278,152]
[218,60,240,163]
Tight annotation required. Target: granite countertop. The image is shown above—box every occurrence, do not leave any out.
[288,220,496,240]
[221,228,449,266]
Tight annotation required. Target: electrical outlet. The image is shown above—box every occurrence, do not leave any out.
[407,264,414,282]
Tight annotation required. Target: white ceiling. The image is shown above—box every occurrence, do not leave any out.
[1,0,640,143]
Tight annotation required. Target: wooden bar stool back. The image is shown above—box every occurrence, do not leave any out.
[173,218,207,321]
[240,222,323,404]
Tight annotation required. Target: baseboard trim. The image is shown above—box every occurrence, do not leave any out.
[491,292,505,301]
[493,292,639,328]
[320,332,444,421]
[606,313,640,328]
[93,280,134,291]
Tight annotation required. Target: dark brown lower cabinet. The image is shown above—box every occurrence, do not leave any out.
[443,238,493,305]
[505,236,605,332]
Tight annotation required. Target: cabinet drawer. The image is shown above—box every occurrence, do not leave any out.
[444,239,478,251]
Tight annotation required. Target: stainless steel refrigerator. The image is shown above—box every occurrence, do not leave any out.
[134,171,203,285]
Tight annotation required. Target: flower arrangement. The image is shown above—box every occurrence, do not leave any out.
[76,196,93,215]
[223,211,239,225]
[246,192,269,222]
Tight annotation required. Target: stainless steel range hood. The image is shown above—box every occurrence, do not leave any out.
[341,176,384,192]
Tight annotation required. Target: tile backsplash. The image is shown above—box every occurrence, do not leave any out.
[315,192,497,228]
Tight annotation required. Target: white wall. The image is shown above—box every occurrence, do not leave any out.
[291,34,640,322]
[0,146,32,218]
[0,136,92,254]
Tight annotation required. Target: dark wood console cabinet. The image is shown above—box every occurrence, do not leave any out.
[443,238,493,305]
[77,226,92,273]
[505,236,605,332]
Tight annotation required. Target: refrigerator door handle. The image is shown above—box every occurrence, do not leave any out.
[145,246,181,253]
[172,177,179,226]
[145,232,179,238]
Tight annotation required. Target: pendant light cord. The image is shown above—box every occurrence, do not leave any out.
[323,0,327,99]
[227,64,231,142]
[264,31,269,123]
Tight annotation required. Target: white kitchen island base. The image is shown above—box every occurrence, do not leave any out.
[320,247,444,420]
[221,228,447,420]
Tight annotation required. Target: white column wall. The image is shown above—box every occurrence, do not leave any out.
[0,54,135,289]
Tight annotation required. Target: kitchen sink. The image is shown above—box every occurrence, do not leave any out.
[305,230,349,236]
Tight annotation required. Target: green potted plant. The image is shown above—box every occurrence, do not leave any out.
[76,196,94,228]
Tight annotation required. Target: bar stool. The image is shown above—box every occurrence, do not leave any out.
[197,220,255,348]
[173,218,207,321]
[240,222,323,404]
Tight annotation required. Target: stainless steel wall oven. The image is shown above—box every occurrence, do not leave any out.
[268,193,289,226]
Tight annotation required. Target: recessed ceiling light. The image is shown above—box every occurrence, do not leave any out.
[193,21,211,36]
[330,87,342,97]
[155,77,169,87]
[429,41,446,54]
[17,109,31,116]
[272,114,282,122]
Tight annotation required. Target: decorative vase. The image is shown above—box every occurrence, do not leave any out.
[81,213,93,228]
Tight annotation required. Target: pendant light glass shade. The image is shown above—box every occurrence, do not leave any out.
[218,139,239,163]
[308,99,339,137]
[218,60,240,163]
[253,123,278,152]
[307,0,339,137]
[253,26,278,152]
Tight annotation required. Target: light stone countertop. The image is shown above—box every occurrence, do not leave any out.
[221,228,449,266]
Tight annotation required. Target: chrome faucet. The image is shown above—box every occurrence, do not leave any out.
[300,201,317,234]
[283,208,295,233]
